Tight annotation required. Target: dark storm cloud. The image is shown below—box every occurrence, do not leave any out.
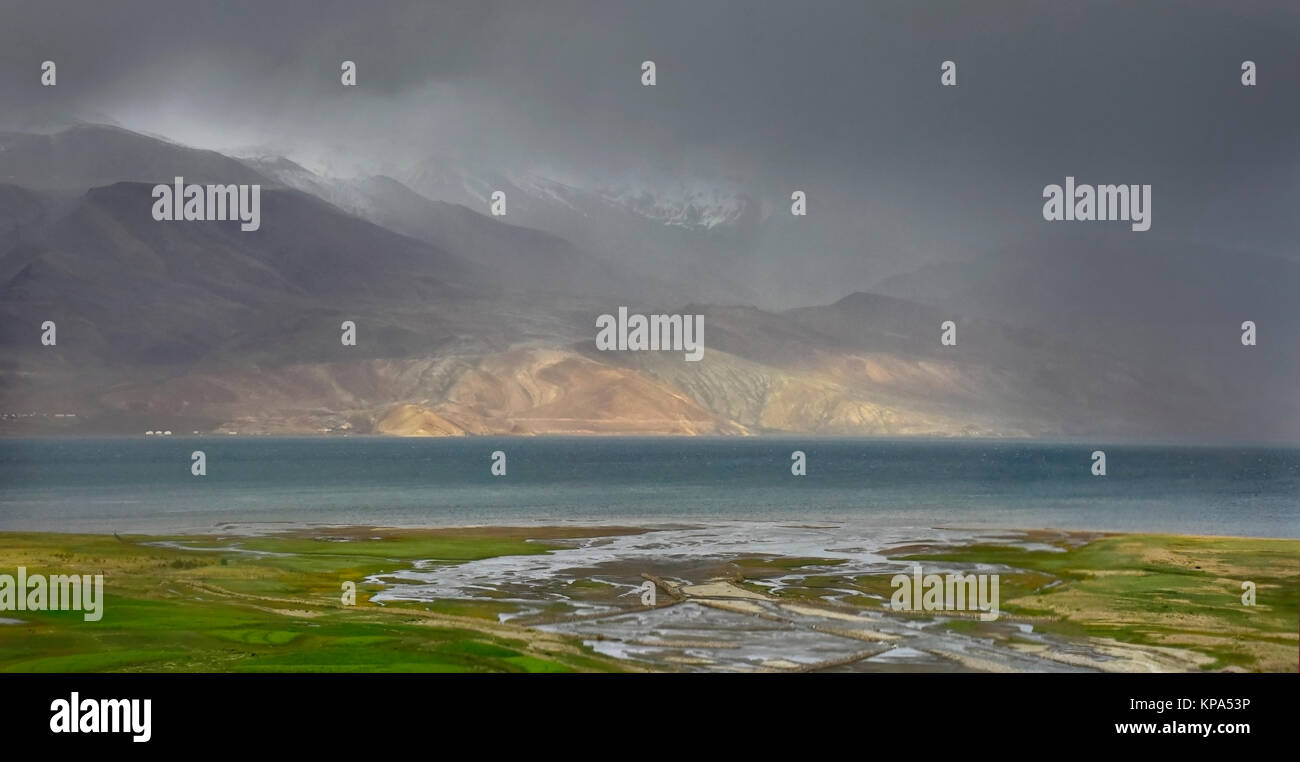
[2,0,1298,295]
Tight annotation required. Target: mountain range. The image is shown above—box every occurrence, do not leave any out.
[1,124,1294,442]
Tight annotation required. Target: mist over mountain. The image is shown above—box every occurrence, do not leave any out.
[0,122,1293,441]
[0,124,268,190]
[11,1,1296,304]
[387,154,767,305]
[873,233,1300,438]
[244,157,667,302]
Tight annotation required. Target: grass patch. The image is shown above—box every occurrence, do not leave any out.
[890,534,1300,671]
[0,528,637,673]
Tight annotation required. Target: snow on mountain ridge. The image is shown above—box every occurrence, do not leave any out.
[397,154,755,231]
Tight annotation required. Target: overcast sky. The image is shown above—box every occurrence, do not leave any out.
[2,0,1298,296]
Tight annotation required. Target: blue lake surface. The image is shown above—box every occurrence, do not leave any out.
[0,437,1296,536]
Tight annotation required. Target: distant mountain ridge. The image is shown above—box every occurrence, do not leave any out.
[0,124,1294,442]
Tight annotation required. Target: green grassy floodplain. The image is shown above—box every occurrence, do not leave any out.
[0,527,640,673]
[735,531,1299,672]
[0,528,1296,672]
[906,533,1299,671]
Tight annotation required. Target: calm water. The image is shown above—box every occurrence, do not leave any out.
[0,437,1296,536]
